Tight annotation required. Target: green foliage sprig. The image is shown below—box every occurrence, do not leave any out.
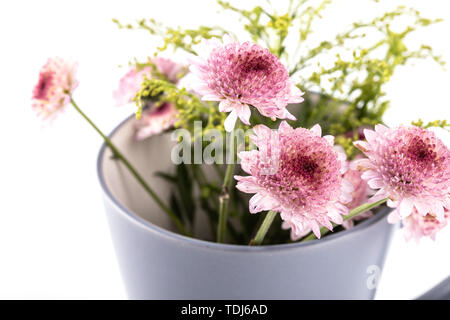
[115,0,445,152]
[113,18,226,55]
[135,78,225,134]
[412,119,450,132]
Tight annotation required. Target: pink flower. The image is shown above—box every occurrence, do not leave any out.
[342,162,373,229]
[390,208,449,243]
[188,35,304,131]
[32,58,78,120]
[134,102,178,140]
[235,121,352,239]
[152,57,185,84]
[113,67,152,106]
[113,58,184,106]
[354,125,450,222]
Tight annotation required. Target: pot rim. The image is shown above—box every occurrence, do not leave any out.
[97,114,391,253]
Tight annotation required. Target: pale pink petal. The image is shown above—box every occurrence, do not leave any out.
[387,210,401,223]
[224,110,238,132]
[369,188,388,203]
[311,222,322,239]
[235,176,261,193]
[310,124,322,137]
[415,201,431,217]
[363,129,377,145]
[218,100,235,112]
[323,135,335,146]
[351,158,374,171]
[278,120,292,134]
[374,124,389,133]
[398,198,414,218]
[249,193,279,214]
[235,104,251,125]
[368,178,384,189]
[361,170,379,181]
[353,140,371,153]
[201,94,223,101]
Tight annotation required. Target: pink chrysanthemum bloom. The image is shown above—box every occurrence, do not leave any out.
[134,102,178,140]
[189,35,304,131]
[390,207,449,243]
[113,58,184,106]
[235,121,353,238]
[32,58,78,120]
[354,125,450,222]
[342,162,373,230]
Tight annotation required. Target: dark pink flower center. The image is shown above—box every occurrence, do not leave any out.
[151,102,172,116]
[294,155,320,181]
[406,137,434,162]
[242,56,270,73]
[33,72,53,100]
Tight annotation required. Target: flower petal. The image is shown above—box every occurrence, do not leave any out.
[398,198,414,218]
[236,104,251,125]
[310,124,322,137]
[363,129,377,145]
[353,140,371,153]
[224,110,238,132]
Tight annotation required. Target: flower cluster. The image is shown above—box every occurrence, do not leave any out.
[33,32,449,245]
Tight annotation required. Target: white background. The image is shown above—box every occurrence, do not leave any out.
[0,0,449,299]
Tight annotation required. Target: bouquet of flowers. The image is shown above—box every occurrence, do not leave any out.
[32,0,449,246]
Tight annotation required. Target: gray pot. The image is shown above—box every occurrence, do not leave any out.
[97,116,450,299]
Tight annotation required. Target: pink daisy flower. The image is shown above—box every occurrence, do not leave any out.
[235,121,353,239]
[134,102,178,140]
[113,58,184,106]
[354,125,450,222]
[188,35,304,131]
[32,58,78,120]
[342,162,373,230]
[390,207,449,243]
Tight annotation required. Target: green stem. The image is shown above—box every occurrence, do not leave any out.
[213,163,225,179]
[249,211,277,246]
[191,164,218,238]
[70,98,191,237]
[301,198,388,242]
[217,161,235,243]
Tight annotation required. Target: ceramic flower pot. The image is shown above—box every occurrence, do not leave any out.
[97,116,450,299]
